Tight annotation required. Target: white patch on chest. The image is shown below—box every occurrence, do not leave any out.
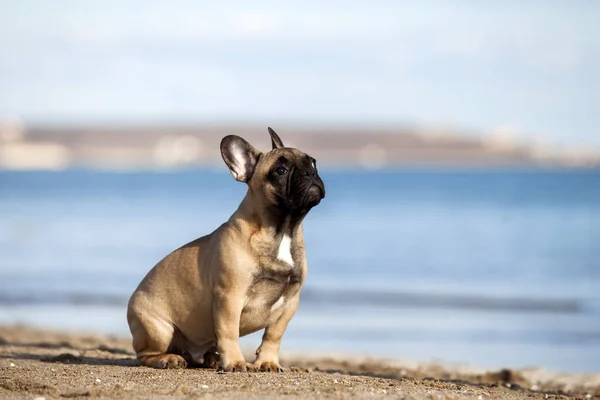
[277,234,293,266]
[270,296,285,312]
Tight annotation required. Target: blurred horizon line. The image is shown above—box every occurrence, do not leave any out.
[1,116,600,171]
[0,287,584,315]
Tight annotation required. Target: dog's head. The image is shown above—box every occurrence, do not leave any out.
[221,128,325,217]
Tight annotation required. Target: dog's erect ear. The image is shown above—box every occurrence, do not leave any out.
[268,127,284,149]
[220,135,262,183]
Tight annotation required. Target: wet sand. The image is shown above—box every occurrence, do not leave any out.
[1,325,598,399]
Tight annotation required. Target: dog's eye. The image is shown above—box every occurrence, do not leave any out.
[275,166,288,176]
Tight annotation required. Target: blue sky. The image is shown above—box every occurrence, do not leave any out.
[1,0,599,147]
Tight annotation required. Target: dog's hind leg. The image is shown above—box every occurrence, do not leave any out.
[127,306,187,369]
[201,346,221,369]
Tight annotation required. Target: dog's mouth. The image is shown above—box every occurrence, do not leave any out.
[304,184,324,208]
[274,176,325,215]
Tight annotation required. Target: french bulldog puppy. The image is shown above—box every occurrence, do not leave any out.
[127,128,325,372]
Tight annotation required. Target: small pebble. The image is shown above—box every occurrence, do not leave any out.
[585,394,592,399]
[200,385,209,389]
[9,362,15,367]
[34,397,45,400]
[95,379,101,383]
[333,379,339,384]
[382,389,387,394]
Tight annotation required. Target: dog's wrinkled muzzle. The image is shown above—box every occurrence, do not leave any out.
[304,184,323,208]
[286,167,325,213]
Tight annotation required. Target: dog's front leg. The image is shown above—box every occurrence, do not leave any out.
[254,293,300,372]
[213,287,254,372]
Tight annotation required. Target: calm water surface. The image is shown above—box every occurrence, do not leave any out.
[0,169,599,372]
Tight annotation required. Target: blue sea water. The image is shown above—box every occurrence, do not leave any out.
[0,169,599,372]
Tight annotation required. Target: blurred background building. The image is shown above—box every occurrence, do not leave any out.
[1,1,599,373]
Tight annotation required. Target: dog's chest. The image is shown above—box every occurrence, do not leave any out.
[245,266,300,311]
[240,274,294,335]
[239,244,304,335]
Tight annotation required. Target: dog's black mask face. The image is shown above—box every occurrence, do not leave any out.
[267,151,325,216]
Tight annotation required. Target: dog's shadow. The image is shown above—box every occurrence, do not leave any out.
[2,340,214,369]
[1,340,139,367]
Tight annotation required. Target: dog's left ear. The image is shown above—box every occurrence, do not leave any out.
[268,127,284,149]
[220,135,262,183]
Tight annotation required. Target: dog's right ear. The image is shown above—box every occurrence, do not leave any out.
[268,127,284,149]
[220,135,262,183]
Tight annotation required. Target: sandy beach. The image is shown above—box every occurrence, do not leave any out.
[0,325,598,399]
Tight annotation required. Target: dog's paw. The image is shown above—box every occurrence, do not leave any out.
[156,354,187,369]
[201,351,221,369]
[254,360,284,372]
[219,360,256,373]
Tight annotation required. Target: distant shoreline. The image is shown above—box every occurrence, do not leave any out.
[2,123,599,171]
[1,164,599,173]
